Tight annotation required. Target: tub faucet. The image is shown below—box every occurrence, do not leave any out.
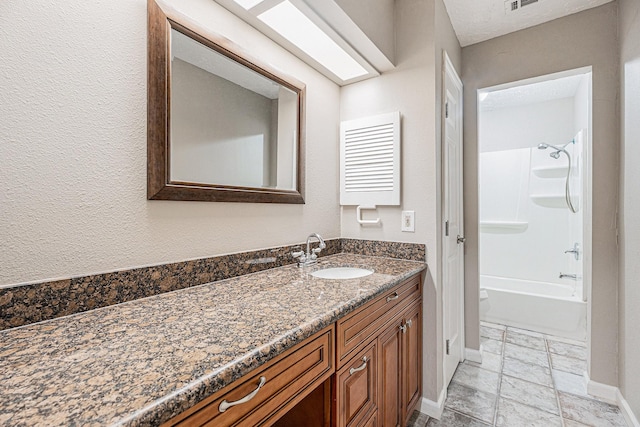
[292,233,326,267]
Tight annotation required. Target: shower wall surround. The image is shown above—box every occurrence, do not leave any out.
[479,92,585,293]
[0,239,425,330]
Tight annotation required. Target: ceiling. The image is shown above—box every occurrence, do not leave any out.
[442,0,615,47]
[479,73,588,111]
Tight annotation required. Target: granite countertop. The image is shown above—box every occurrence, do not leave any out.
[0,253,426,426]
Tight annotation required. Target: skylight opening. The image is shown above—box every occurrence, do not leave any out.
[258,1,368,81]
[232,0,264,10]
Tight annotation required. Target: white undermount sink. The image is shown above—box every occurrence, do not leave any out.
[310,267,373,280]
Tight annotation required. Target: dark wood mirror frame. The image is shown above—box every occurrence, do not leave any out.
[147,0,306,203]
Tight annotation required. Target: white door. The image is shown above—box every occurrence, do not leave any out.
[442,51,465,387]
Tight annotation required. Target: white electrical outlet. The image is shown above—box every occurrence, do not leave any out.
[401,211,415,232]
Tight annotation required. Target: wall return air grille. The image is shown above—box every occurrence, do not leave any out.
[340,112,401,212]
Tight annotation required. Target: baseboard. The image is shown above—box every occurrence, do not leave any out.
[585,373,640,426]
[617,389,640,427]
[585,373,618,404]
[419,388,446,419]
[464,345,483,364]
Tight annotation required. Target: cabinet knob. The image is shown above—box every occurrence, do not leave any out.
[400,324,407,333]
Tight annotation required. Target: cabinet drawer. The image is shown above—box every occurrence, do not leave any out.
[335,341,377,427]
[336,274,421,366]
[164,326,334,427]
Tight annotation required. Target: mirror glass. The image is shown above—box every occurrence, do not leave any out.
[147,0,305,204]
[170,29,298,190]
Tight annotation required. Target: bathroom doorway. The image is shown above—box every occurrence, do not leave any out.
[476,68,592,342]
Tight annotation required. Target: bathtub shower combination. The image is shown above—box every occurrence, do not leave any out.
[479,131,587,341]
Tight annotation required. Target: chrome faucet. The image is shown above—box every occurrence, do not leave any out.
[292,233,326,267]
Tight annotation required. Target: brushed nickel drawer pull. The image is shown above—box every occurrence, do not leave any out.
[219,376,267,413]
[386,292,399,302]
[349,356,369,375]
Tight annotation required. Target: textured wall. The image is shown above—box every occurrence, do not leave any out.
[462,3,619,386]
[339,0,461,405]
[340,1,439,403]
[340,0,437,262]
[0,0,341,287]
[335,0,396,64]
[619,0,640,419]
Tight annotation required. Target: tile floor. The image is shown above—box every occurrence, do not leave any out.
[407,322,628,427]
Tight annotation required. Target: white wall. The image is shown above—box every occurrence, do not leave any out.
[480,98,575,153]
[619,0,640,419]
[462,3,619,386]
[0,0,341,286]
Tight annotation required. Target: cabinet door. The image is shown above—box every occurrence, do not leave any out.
[377,318,403,427]
[335,341,377,427]
[362,411,377,427]
[402,302,422,423]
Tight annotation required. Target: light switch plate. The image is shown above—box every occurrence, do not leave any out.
[401,210,415,232]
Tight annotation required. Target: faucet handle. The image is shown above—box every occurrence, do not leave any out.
[292,246,305,260]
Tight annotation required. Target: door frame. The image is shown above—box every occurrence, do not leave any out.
[475,66,592,345]
[441,50,465,386]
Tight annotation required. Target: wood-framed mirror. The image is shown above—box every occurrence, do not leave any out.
[147,0,305,203]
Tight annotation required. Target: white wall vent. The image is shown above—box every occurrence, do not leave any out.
[340,111,401,210]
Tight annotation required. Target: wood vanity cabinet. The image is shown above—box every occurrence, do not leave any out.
[163,273,422,427]
[336,274,423,427]
[163,325,335,427]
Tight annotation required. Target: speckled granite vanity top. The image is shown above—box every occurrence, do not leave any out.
[0,253,425,426]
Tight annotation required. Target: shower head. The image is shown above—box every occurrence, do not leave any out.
[538,142,568,159]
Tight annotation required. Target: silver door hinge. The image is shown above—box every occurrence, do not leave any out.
[446,339,450,355]
[445,220,449,237]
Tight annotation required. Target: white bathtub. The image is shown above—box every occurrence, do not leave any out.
[480,275,587,341]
